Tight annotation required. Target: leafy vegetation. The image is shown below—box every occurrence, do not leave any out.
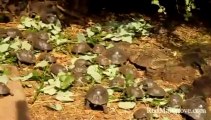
[0,14,193,118]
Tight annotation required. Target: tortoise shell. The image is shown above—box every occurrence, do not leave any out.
[104,47,128,65]
[16,50,36,64]
[0,83,12,96]
[86,85,109,105]
[71,42,91,54]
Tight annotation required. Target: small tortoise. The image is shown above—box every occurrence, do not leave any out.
[39,53,56,63]
[6,28,22,38]
[16,50,36,64]
[71,42,91,54]
[139,79,158,91]
[167,94,183,108]
[92,44,106,54]
[0,83,13,97]
[146,86,166,98]
[104,47,128,65]
[32,39,53,51]
[50,64,67,75]
[95,55,111,66]
[74,59,90,67]
[85,85,109,113]
[133,108,151,120]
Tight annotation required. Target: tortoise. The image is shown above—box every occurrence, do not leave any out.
[6,28,22,38]
[71,66,87,75]
[38,53,57,63]
[119,65,138,79]
[109,77,125,89]
[50,64,67,75]
[0,28,7,38]
[41,13,58,24]
[139,79,158,91]
[133,108,151,120]
[24,32,37,43]
[125,86,144,99]
[182,97,207,120]
[95,55,111,66]
[103,46,128,65]
[73,75,87,87]
[177,84,192,94]
[167,94,183,108]
[71,42,91,54]
[16,50,36,64]
[32,39,53,51]
[74,59,90,67]
[0,83,13,96]
[85,85,109,113]
[146,86,166,97]
[36,31,49,41]
[92,44,106,54]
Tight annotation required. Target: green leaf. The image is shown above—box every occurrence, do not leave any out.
[105,43,114,49]
[41,85,57,95]
[0,75,9,84]
[10,40,21,50]
[78,54,97,61]
[48,78,61,88]
[17,24,25,29]
[56,38,69,45]
[118,28,132,36]
[102,34,114,40]
[77,33,86,42]
[59,74,74,90]
[151,0,160,5]
[103,65,119,80]
[55,91,74,102]
[107,89,114,96]
[87,65,102,83]
[86,28,95,37]
[32,21,41,30]
[12,73,33,81]
[38,21,47,28]
[2,37,11,43]
[34,60,49,68]
[53,25,62,33]
[111,36,121,41]
[47,103,63,111]
[21,41,32,50]
[0,44,10,52]
[121,36,132,43]
[150,98,168,106]
[142,97,154,102]
[118,102,136,110]
[162,117,170,120]
[21,17,33,28]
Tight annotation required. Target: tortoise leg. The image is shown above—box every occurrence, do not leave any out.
[102,104,108,114]
[85,100,91,109]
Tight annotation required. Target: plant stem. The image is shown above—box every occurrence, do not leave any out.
[32,67,48,104]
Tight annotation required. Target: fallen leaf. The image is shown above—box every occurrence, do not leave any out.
[34,60,49,68]
[87,65,102,83]
[55,91,74,102]
[118,102,136,110]
[47,103,63,111]
[0,75,9,84]
[0,44,10,53]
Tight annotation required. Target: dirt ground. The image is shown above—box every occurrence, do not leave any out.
[1,13,211,120]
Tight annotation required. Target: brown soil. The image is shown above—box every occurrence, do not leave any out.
[1,13,211,120]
